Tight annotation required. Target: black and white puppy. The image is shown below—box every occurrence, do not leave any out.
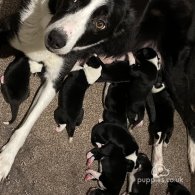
[166,181,191,195]
[1,54,31,125]
[54,56,102,142]
[147,86,175,178]
[123,153,153,195]
[86,122,139,168]
[126,47,159,129]
[85,143,131,195]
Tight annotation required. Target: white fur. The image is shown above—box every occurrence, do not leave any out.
[103,82,111,107]
[152,83,165,93]
[152,132,164,178]
[128,168,138,193]
[126,151,137,163]
[45,0,107,55]
[83,64,102,84]
[148,56,160,70]
[188,134,195,172]
[128,52,136,65]
[29,60,43,73]
[55,124,66,132]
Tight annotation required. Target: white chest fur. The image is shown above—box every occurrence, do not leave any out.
[10,0,64,79]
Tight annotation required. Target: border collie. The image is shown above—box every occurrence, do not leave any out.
[123,153,153,195]
[147,86,175,178]
[85,143,130,195]
[54,55,102,142]
[86,122,138,168]
[0,0,135,179]
[0,0,194,180]
[126,47,159,128]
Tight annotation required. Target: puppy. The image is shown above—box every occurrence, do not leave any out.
[86,122,139,167]
[102,82,129,128]
[54,56,102,142]
[147,87,175,178]
[123,153,153,195]
[167,181,191,195]
[1,55,31,124]
[85,143,131,195]
[126,47,159,128]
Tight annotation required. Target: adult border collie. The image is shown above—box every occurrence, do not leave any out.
[0,0,194,181]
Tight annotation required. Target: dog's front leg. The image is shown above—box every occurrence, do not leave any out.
[0,80,56,180]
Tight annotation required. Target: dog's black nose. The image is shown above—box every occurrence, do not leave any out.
[47,30,66,49]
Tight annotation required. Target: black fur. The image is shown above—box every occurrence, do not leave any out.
[1,54,30,124]
[167,181,191,195]
[86,143,129,195]
[90,122,139,161]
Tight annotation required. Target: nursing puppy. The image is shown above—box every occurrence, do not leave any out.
[86,122,139,167]
[85,143,130,195]
[1,54,31,125]
[123,153,153,195]
[147,87,175,178]
[102,82,129,129]
[167,181,191,195]
[54,56,102,142]
[126,47,159,128]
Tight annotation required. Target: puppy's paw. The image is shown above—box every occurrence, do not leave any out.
[84,173,95,181]
[55,124,66,132]
[86,156,95,168]
[0,75,4,84]
[86,151,94,159]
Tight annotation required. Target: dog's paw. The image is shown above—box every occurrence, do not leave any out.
[87,156,95,168]
[84,173,95,181]
[55,124,66,132]
[86,151,94,159]
[86,169,101,180]
[0,147,15,181]
[0,75,4,84]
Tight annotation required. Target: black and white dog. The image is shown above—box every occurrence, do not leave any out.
[0,0,194,181]
[85,143,131,195]
[0,0,136,179]
[54,55,102,142]
[147,85,175,178]
[86,122,139,168]
[123,153,153,195]
[166,181,191,195]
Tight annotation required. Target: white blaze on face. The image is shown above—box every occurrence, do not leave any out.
[46,0,107,54]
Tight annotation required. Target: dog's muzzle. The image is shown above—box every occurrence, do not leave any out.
[45,29,67,50]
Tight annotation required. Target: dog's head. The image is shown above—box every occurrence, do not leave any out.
[45,0,130,55]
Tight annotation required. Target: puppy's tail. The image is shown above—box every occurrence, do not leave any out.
[4,103,19,125]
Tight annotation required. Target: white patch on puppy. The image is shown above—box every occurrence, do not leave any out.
[55,124,66,132]
[152,83,165,93]
[83,64,102,84]
[152,132,164,178]
[29,60,43,74]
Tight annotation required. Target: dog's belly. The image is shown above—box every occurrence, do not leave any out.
[10,0,64,78]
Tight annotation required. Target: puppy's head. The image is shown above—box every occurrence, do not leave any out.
[166,181,191,195]
[45,0,130,55]
[91,122,108,147]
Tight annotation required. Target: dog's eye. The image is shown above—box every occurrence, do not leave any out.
[95,20,106,30]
